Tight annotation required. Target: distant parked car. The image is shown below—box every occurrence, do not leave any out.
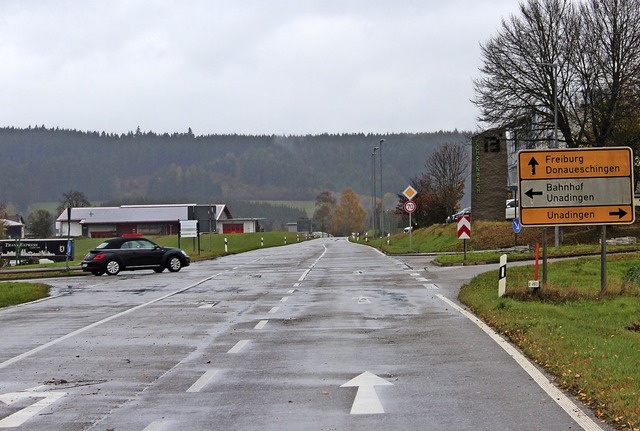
[404,226,413,232]
[81,237,190,276]
[506,199,519,220]
[446,207,471,223]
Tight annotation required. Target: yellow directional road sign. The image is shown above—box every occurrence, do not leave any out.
[517,147,634,226]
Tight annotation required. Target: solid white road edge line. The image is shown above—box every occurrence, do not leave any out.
[436,294,604,431]
[298,269,311,282]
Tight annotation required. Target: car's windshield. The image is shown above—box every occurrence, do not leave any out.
[95,239,158,250]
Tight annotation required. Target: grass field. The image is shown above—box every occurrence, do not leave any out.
[0,282,50,307]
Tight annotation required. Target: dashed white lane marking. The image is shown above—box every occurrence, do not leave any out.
[416,277,429,282]
[0,391,67,427]
[423,284,439,290]
[410,273,421,277]
[227,340,250,354]
[142,420,167,431]
[254,320,269,330]
[198,303,215,309]
[287,289,296,294]
[268,306,280,314]
[293,283,301,287]
[186,369,220,393]
[436,294,604,431]
[280,296,289,303]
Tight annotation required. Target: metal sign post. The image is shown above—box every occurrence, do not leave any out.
[402,186,418,252]
[403,200,416,251]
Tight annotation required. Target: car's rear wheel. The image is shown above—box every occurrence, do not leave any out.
[105,259,121,276]
[167,256,182,272]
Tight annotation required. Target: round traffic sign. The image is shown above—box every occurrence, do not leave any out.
[404,200,416,213]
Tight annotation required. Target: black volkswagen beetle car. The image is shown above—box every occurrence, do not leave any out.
[81,237,190,276]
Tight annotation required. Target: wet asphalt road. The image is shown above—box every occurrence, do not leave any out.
[0,238,611,431]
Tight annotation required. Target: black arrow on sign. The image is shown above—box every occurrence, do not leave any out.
[609,208,628,219]
[525,188,543,199]
[528,157,539,175]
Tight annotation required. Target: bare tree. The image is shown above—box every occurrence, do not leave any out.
[57,190,91,215]
[426,143,469,218]
[577,0,640,147]
[474,0,579,146]
[398,143,469,227]
[474,0,640,149]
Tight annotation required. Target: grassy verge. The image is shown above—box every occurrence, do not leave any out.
[0,282,50,307]
[459,253,640,429]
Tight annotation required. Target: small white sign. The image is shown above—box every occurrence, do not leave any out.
[528,280,540,289]
[180,220,198,238]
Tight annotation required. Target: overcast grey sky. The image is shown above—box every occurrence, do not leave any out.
[0,1,519,136]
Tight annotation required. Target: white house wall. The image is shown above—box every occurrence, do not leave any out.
[56,221,83,237]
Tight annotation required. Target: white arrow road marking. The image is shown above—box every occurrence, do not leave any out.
[0,391,67,428]
[340,371,393,414]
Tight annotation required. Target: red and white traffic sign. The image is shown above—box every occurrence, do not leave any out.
[403,200,416,213]
[457,215,471,240]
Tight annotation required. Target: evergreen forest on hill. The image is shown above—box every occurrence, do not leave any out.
[0,126,470,213]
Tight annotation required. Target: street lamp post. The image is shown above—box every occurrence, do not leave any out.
[371,147,379,234]
[379,139,385,237]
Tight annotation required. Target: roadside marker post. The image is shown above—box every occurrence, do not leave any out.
[498,254,507,297]
[457,215,471,260]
